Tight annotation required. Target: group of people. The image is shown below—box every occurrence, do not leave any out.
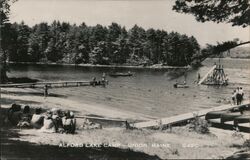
[90,73,108,87]
[232,87,244,105]
[6,104,76,134]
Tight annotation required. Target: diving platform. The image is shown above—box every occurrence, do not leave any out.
[198,65,228,85]
[132,100,250,129]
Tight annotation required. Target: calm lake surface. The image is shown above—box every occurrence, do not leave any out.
[8,58,250,118]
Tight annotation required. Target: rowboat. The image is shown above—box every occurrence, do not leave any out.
[173,83,189,88]
[109,72,133,77]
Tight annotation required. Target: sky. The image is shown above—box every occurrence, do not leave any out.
[9,0,249,47]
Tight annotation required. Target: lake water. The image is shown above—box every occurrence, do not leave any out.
[8,58,250,118]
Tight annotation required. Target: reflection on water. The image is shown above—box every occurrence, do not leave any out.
[8,58,250,118]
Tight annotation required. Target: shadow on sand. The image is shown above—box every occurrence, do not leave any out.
[0,97,42,106]
[0,128,161,160]
[1,90,67,98]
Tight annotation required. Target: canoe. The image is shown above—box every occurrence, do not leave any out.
[205,110,228,120]
[221,112,242,123]
[109,72,133,77]
[234,115,250,125]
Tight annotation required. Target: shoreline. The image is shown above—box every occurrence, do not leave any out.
[7,57,250,70]
[7,61,190,69]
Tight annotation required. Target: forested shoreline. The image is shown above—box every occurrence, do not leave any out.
[4,21,200,66]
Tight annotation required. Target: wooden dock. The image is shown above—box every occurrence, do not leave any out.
[132,100,250,129]
[0,80,106,89]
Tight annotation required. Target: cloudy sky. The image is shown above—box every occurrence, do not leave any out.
[10,0,249,46]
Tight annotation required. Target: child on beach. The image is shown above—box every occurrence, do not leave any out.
[51,108,64,133]
[62,111,76,134]
[7,104,22,125]
[17,105,32,128]
[31,108,44,129]
[40,111,56,133]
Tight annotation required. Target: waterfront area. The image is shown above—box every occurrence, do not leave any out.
[1,0,250,159]
[1,58,250,159]
[4,58,250,118]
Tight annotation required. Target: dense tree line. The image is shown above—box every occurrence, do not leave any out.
[1,0,248,83]
[5,21,200,66]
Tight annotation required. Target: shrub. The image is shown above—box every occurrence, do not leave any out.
[187,114,210,134]
[170,148,179,155]
[243,139,250,148]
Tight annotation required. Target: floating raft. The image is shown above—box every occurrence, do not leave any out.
[132,100,250,129]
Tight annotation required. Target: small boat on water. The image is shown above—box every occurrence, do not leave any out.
[173,83,189,88]
[109,72,133,77]
[173,70,189,88]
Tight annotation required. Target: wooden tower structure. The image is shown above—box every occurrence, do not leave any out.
[199,57,228,86]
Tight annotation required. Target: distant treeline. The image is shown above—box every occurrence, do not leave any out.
[218,47,250,59]
[5,21,201,66]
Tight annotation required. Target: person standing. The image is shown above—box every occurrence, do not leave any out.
[236,87,241,105]
[102,72,106,81]
[101,72,106,87]
[91,77,97,86]
[239,87,244,103]
[44,85,48,98]
[232,90,237,105]
[239,87,244,98]
[197,73,201,83]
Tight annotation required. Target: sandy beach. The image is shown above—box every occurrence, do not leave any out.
[1,87,250,159]
[1,88,155,121]
[1,0,249,159]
